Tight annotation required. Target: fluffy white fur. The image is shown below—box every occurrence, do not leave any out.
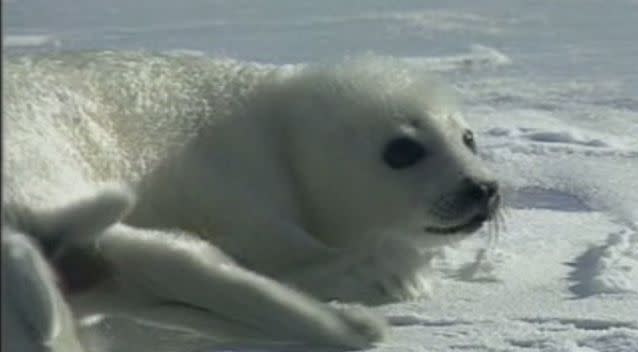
[3,52,497,351]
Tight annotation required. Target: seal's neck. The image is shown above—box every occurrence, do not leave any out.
[124,139,211,233]
[125,165,185,231]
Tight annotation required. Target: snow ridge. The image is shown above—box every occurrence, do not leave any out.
[568,229,638,297]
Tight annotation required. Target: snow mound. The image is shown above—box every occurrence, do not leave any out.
[579,331,638,352]
[162,49,206,57]
[386,314,472,327]
[4,34,61,48]
[453,248,511,283]
[568,228,638,297]
[485,127,615,148]
[403,45,511,72]
[507,187,591,212]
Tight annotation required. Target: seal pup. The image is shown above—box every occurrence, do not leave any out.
[125,57,500,303]
[3,53,499,350]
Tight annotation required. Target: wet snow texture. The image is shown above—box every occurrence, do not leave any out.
[5,0,638,351]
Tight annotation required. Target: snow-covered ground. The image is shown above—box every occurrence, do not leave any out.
[4,1,637,351]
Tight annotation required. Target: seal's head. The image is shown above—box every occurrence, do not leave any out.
[276,59,500,246]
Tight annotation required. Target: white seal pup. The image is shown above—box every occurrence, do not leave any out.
[3,52,499,350]
[126,57,501,303]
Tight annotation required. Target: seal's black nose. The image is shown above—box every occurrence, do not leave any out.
[464,178,498,201]
[463,178,500,219]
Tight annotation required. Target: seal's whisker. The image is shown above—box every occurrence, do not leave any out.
[493,209,505,246]
[485,220,494,245]
[492,215,500,246]
[484,216,496,248]
[498,210,508,235]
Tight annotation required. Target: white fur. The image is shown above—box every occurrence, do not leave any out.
[3,52,496,350]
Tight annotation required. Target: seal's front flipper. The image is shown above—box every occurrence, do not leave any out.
[97,224,388,349]
[3,184,136,251]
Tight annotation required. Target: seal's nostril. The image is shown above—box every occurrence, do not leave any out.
[467,184,485,200]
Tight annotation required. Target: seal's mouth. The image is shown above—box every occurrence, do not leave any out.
[424,213,488,235]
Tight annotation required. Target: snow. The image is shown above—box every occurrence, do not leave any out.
[4,0,637,351]
[375,210,638,352]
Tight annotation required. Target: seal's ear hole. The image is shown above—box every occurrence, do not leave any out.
[463,130,477,154]
[383,137,426,169]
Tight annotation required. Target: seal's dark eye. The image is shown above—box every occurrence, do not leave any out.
[463,130,477,154]
[383,137,426,169]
